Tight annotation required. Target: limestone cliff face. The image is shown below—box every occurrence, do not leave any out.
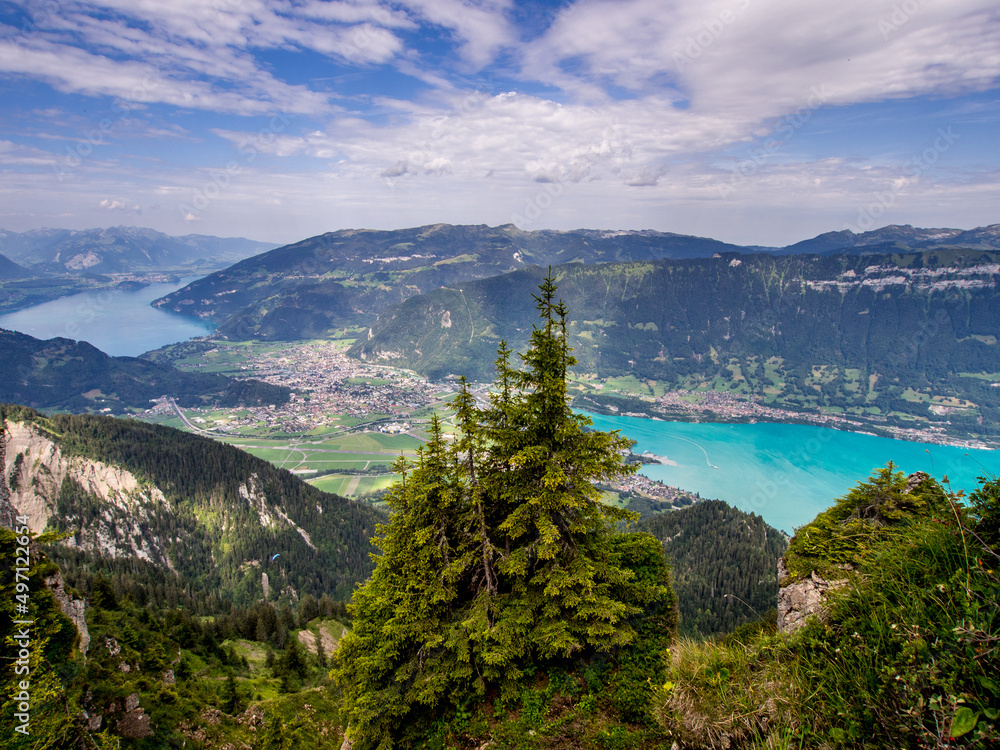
[2,420,175,568]
[0,429,91,655]
[0,425,15,529]
[241,472,317,550]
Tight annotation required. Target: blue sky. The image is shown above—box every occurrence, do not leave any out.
[0,0,997,246]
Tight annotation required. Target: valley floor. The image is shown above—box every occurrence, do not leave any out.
[136,337,996,516]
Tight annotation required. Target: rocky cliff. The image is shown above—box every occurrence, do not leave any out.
[3,420,177,568]
[0,406,382,606]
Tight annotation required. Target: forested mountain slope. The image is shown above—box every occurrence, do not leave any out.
[1,405,381,605]
[151,223,753,340]
[0,328,289,412]
[350,249,1000,434]
[152,222,999,343]
[640,500,787,638]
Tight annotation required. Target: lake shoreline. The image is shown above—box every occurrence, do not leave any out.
[574,393,998,451]
[582,411,1000,533]
[0,275,214,357]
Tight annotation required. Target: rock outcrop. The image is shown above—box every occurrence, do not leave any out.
[2,420,175,567]
[776,559,846,633]
[0,433,92,655]
[115,692,153,739]
[44,571,90,655]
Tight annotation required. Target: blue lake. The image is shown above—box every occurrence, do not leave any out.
[0,278,213,357]
[583,412,1000,534]
[4,280,997,534]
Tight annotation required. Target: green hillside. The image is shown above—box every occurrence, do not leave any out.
[2,275,997,748]
[654,465,1000,749]
[0,328,290,413]
[1,404,382,605]
[640,500,787,638]
[350,251,1000,436]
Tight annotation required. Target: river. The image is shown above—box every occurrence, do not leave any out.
[0,277,214,357]
[584,412,1000,533]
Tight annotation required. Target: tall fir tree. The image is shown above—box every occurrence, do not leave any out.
[334,274,676,749]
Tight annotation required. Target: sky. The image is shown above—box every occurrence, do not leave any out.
[0,0,997,247]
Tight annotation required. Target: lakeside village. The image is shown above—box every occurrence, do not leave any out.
[146,341,700,508]
[146,340,988,511]
[603,388,993,450]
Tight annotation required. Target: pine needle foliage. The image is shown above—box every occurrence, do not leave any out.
[334,275,674,749]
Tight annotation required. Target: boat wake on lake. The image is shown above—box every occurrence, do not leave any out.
[667,434,719,469]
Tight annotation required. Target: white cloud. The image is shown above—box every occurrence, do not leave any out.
[98,197,141,212]
[0,38,331,115]
[398,0,514,68]
[0,139,57,166]
[0,0,413,116]
[0,0,997,246]
[522,0,1000,116]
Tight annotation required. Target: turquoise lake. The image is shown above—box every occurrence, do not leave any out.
[0,278,214,357]
[583,412,1000,534]
[3,281,997,534]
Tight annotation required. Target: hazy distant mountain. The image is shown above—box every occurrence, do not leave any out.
[0,225,276,275]
[779,223,1000,255]
[0,327,289,412]
[943,223,1000,248]
[0,252,28,280]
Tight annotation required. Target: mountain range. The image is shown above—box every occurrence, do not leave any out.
[778,223,1000,255]
[153,222,1000,343]
[348,249,1000,435]
[0,225,276,276]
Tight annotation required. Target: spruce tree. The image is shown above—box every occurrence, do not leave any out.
[334,274,675,749]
